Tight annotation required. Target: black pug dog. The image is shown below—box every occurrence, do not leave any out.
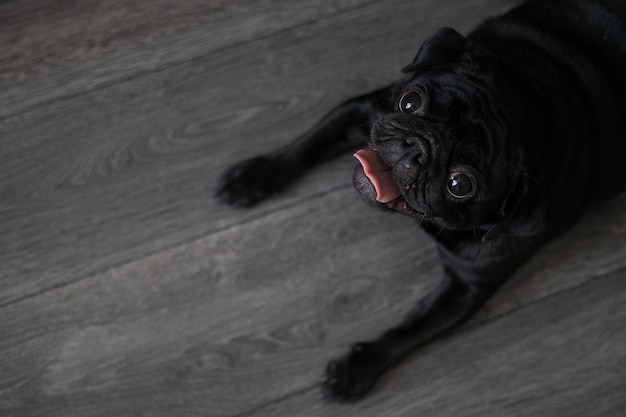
[216,0,626,402]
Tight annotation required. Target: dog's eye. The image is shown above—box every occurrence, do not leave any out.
[398,91,423,114]
[447,173,473,200]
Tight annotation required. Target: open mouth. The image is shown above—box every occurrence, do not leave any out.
[353,149,401,203]
[354,148,421,217]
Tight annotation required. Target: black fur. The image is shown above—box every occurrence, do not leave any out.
[215,0,626,402]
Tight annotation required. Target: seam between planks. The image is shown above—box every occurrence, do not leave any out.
[231,263,626,415]
[0,0,384,122]
[0,183,354,309]
[231,386,320,417]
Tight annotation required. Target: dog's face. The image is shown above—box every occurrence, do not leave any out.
[354,28,520,230]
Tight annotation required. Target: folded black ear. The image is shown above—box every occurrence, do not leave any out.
[402,28,468,73]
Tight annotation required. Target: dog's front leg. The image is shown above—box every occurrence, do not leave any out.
[321,271,490,402]
[215,86,392,207]
[321,234,537,402]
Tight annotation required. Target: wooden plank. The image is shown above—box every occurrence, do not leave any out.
[240,267,626,417]
[0,0,515,118]
[0,0,380,117]
[0,0,513,304]
[2,1,625,417]
[0,190,440,416]
[0,188,624,416]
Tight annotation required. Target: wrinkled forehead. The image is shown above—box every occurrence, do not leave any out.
[408,67,474,96]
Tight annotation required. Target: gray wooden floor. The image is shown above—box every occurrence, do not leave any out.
[1,1,625,416]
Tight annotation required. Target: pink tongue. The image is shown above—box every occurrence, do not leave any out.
[354,149,402,203]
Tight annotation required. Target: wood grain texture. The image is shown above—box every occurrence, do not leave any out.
[249,267,626,417]
[0,0,376,117]
[0,0,516,117]
[1,0,625,416]
[1,190,624,416]
[0,0,513,305]
[0,191,439,416]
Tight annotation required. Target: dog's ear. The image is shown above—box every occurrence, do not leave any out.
[402,28,468,73]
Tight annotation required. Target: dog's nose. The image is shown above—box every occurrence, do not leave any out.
[402,136,431,167]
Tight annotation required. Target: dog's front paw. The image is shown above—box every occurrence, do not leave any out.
[321,342,387,402]
[215,156,291,207]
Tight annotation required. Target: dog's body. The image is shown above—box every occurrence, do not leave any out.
[216,0,626,402]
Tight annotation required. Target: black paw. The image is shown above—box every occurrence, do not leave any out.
[321,342,387,402]
[215,156,291,207]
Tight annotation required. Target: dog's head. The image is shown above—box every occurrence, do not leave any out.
[354,28,522,231]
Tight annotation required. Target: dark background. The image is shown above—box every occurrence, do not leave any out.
[1,0,625,415]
